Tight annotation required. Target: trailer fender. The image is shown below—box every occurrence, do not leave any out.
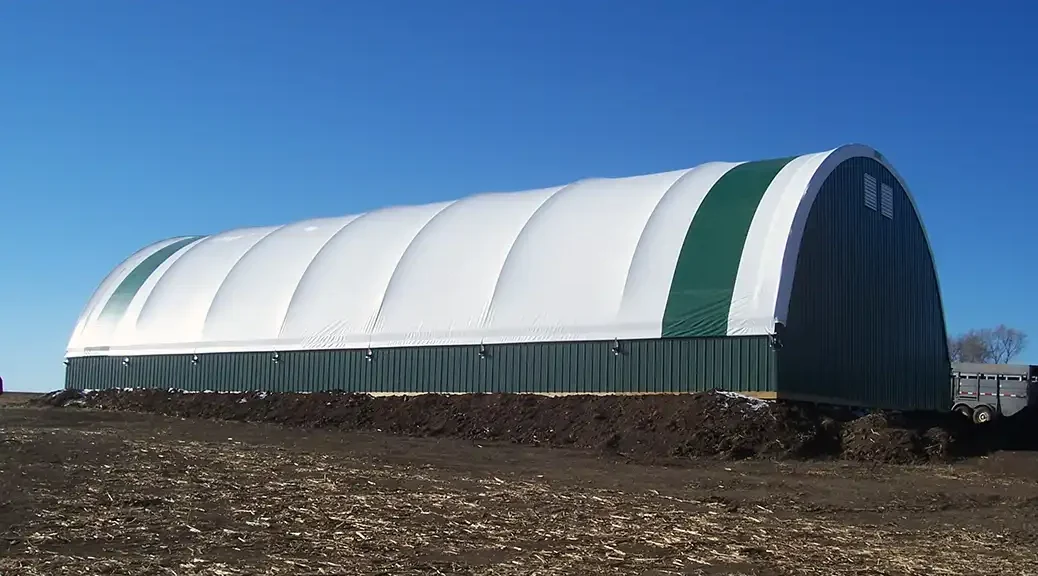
[952,404,973,420]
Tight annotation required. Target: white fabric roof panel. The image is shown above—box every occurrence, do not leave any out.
[66,144,935,358]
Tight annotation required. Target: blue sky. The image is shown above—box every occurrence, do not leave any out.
[1,1,1035,392]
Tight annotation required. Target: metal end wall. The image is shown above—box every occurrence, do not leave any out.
[778,156,950,411]
[65,336,777,395]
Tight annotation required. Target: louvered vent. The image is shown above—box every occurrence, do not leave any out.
[880,183,893,218]
[864,173,878,211]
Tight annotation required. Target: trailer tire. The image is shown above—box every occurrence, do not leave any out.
[953,405,973,420]
[972,405,994,424]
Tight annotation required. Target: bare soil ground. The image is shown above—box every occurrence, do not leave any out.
[3,390,1038,575]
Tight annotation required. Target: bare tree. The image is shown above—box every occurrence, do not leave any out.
[989,324,1028,364]
[948,333,964,361]
[949,329,994,363]
[948,325,1028,364]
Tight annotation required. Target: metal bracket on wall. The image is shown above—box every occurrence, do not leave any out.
[611,338,623,357]
[478,342,489,359]
[365,347,374,362]
[272,351,280,364]
[769,322,785,350]
[191,354,200,365]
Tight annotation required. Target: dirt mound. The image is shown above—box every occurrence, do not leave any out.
[839,412,955,465]
[36,388,1022,464]
[31,389,89,408]
[74,389,817,461]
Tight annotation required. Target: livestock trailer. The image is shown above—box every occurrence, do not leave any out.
[951,362,1038,423]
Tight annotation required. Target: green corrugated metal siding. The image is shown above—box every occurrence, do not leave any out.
[65,335,777,394]
[777,156,950,411]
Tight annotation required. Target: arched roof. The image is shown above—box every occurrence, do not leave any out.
[66,144,937,357]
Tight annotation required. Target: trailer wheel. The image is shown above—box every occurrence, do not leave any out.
[953,405,973,420]
[972,405,994,424]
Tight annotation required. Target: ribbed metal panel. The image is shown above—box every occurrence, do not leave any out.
[778,156,950,411]
[65,335,777,394]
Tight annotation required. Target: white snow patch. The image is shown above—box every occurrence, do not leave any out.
[161,388,279,395]
[40,389,91,407]
[715,390,772,411]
